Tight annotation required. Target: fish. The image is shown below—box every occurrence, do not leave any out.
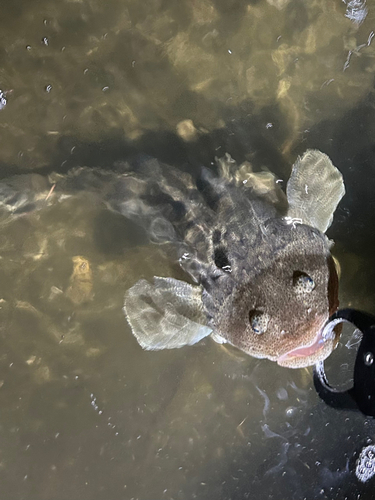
[0,149,345,368]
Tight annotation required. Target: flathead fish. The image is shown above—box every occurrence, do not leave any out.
[0,149,345,368]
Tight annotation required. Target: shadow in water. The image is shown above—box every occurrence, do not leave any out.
[0,99,292,181]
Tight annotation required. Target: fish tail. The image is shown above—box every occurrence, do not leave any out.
[61,158,216,281]
[0,159,214,278]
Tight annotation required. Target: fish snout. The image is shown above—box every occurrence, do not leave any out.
[276,315,340,368]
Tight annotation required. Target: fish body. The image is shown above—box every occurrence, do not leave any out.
[0,150,345,368]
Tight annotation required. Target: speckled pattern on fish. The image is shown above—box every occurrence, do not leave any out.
[0,149,345,368]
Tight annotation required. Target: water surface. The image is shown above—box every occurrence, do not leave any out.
[0,0,375,498]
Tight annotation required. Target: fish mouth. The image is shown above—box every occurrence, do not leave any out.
[276,318,340,368]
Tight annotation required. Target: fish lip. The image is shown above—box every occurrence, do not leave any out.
[276,318,336,365]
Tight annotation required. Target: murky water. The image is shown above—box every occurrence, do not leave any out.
[1,0,375,498]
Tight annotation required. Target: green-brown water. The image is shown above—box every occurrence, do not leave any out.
[0,0,375,498]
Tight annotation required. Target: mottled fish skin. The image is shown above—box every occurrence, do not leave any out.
[112,153,342,368]
[0,150,345,368]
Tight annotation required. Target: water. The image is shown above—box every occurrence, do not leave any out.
[0,0,375,498]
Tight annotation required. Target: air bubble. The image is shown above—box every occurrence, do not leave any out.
[285,406,296,417]
[356,445,375,482]
[364,352,374,366]
[0,91,7,110]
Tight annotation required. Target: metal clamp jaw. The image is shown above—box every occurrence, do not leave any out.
[313,308,375,417]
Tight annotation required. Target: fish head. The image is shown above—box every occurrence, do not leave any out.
[213,221,340,368]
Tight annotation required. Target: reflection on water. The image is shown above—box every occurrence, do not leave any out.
[0,0,375,499]
[0,0,375,171]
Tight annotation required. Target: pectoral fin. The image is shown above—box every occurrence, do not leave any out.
[286,150,345,233]
[124,276,212,350]
[216,154,287,208]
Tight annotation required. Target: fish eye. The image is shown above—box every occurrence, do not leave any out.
[249,310,269,334]
[293,271,315,293]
